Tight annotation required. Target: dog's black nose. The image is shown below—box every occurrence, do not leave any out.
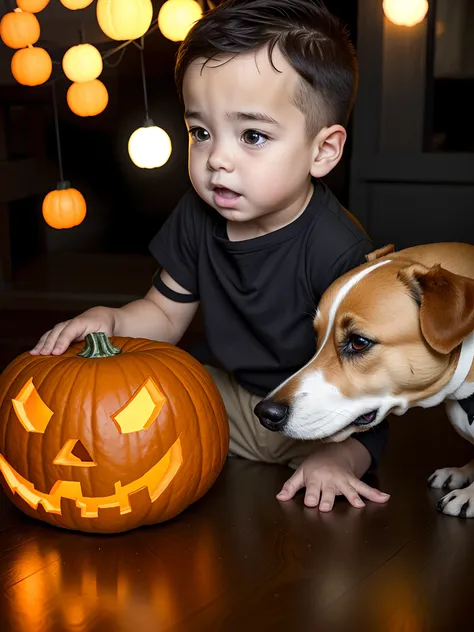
[254,400,289,431]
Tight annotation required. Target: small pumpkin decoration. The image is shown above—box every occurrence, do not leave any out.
[0,8,40,49]
[96,0,153,41]
[42,182,87,229]
[16,0,50,13]
[11,45,52,86]
[0,334,229,533]
[67,79,108,117]
[158,0,202,43]
[60,0,94,9]
[62,44,103,83]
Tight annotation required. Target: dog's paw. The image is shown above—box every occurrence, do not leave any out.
[427,467,471,491]
[437,486,474,518]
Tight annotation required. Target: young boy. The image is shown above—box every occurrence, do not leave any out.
[31,0,390,513]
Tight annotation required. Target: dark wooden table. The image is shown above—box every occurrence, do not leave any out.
[1,405,474,632]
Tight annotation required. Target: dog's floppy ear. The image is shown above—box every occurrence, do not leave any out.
[398,263,474,354]
[365,244,395,262]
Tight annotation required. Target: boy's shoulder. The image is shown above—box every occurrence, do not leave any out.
[305,182,372,291]
[309,181,369,249]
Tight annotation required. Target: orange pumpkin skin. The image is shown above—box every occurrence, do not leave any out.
[0,336,229,533]
[67,79,109,117]
[0,9,40,49]
[11,46,52,86]
[42,186,87,229]
[16,0,50,13]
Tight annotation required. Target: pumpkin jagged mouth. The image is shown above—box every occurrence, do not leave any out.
[0,437,182,519]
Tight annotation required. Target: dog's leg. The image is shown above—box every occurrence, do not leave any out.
[428,460,474,491]
[437,476,474,518]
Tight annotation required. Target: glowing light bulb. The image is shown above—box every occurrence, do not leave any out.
[158,0,202,42]
[128,122,172,169]
[383,0,429,27]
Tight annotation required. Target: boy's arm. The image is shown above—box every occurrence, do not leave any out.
[113,270,199,344]
[31,270,199,355]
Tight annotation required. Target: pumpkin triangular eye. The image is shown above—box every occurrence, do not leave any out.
[112,377,167,434]
[53,439,96,468]
[12,378,53,433]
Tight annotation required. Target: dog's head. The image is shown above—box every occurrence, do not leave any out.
[254,245,474,442]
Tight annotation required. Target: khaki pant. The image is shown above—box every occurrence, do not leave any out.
[206,366,317,470]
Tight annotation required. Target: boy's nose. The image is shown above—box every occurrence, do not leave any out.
[207,145,234,172]
[254,399,289,432]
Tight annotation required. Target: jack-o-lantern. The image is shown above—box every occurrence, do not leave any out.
[0,334,229,533]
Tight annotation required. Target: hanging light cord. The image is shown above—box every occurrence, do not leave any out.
[52,81,64,183]
[139,37,150,121]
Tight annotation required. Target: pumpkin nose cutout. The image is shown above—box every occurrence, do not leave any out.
[53,439,96,468]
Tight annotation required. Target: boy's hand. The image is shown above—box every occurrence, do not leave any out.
[276,440,390,512]
[30,306,116,356]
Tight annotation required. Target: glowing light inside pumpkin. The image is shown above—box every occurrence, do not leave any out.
[0,436,182,517]
[112,376,167,434]
[383,0,429,27]
[128,124,172,169]
[12,378,53,433]
[53,439,96,467]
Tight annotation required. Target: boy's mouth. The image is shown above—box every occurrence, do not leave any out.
[212,186,240,199]
[212,186,242,208]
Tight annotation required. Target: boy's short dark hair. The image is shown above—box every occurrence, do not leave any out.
[175,0,358,137]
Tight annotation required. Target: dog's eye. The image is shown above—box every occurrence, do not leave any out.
[348,334,372,353]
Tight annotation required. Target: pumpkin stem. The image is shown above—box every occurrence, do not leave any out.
[57,180,71,191]
[78,333,121,359]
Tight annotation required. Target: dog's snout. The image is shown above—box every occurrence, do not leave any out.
[254,399,289,432]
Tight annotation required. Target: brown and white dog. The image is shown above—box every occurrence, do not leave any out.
[254,242,474,518]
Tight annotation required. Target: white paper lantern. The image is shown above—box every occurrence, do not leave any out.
[383,0,429,27]
[128,123,172,169]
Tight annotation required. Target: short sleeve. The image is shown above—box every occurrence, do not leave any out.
[148,189,202,297]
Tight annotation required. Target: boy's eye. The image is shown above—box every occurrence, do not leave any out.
[242,130,269,146]
[189,127,210,143]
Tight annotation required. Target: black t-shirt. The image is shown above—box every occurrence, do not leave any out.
[149,181,388,464]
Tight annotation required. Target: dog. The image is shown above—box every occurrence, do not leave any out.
[254,242,474,518]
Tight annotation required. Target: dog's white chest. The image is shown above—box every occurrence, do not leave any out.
[447,400,474,445]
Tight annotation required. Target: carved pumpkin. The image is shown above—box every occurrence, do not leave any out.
[96,0,153,41]
[0,334,229,533]
[0,8,40,49]
[11,45,52,86]
[62,44,103,83]
[67,79,108,117]
[42,182,87,229]
[17,0,50,12]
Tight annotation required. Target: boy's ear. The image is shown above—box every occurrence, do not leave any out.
[398,263,474,354]
[310,125,346,179]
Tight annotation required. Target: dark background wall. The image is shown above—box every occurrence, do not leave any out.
[0,0,356,268]
[1,0,474,303]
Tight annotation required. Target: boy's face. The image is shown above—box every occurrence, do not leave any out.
[182,47,320,225]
